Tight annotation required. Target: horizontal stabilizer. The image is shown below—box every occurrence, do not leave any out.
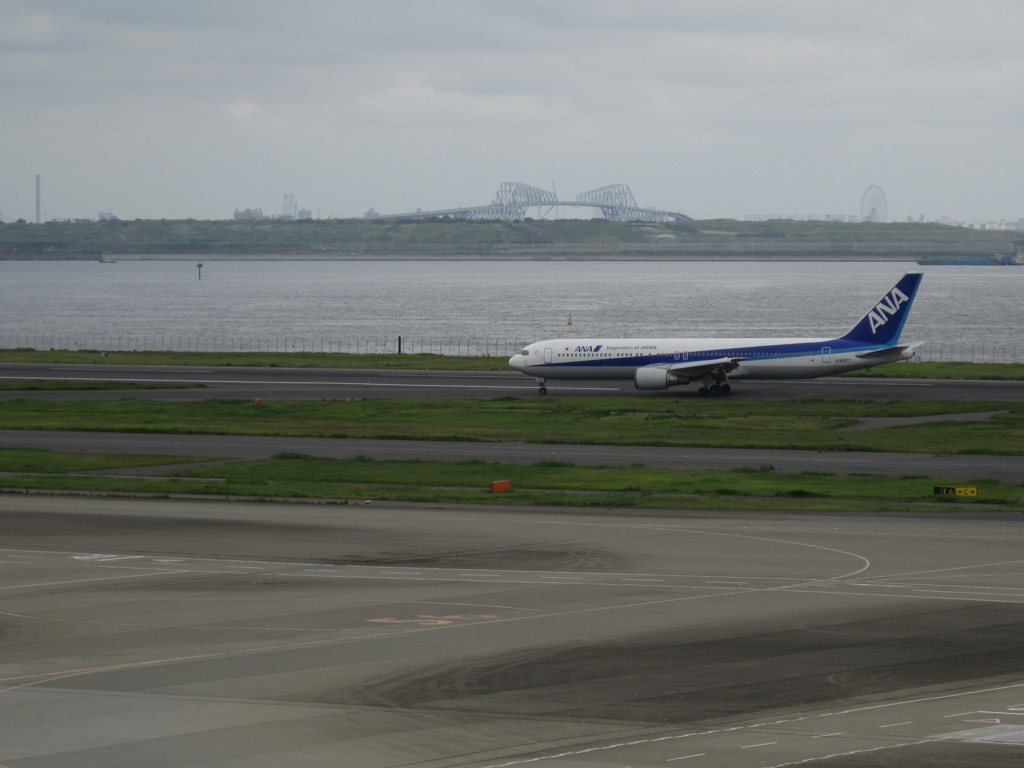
[856,346,908,359]
[856,341,925,359]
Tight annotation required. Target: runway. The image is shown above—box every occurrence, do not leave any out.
[2,361,1024,401]
[4,495,1024,766]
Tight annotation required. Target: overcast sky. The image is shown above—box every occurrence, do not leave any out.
[2,1,1022,223]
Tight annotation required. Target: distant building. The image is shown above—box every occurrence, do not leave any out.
[297,208,313,220]
[364,208,380,218]
[98,211,118,221]
[745,214,857,222]
[234,208,267,220]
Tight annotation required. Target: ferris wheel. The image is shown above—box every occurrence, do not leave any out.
[861,185,888,222]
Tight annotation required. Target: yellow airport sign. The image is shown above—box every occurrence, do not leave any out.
[934,486,979,497]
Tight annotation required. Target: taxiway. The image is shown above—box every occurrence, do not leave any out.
[3,496,1024,766]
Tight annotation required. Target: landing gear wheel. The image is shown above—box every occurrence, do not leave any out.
[709,384,722,396]
[697,387,710,397]
[538,386,548,395]
[720,384,731,395]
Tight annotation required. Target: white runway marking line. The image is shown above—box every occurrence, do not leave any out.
[859,580,1024,592]
[851,558,1024,585]
[14,552,879,600]
[789,586,1024,605]
[879,721,913,728]
[0,571,187,590]
[481,682,1024,767]
[8,552,864,605]
[763,741,934,768]
[667,754,706,761]
[965,710,1024,717]
[810,732,846,738]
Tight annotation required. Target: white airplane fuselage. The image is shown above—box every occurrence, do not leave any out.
[511,336,911,379]
[509,273,923,394]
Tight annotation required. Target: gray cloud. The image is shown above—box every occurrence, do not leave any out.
[2,0,1022,222]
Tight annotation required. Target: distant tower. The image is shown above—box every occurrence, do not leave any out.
[283,193,297,220]
[35,174,41,223]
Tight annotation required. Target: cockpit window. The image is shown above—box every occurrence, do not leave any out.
[520,348,531,356]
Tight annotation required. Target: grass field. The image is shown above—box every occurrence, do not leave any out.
[0,449,1018,513]
[1,397,1021,455]
[2,352,1022,511]
[2,217,1015,254]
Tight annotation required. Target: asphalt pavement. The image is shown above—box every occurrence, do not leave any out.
[4,496,1024,767]
[2,361,1024,401]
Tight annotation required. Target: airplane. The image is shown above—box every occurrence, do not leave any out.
[509,272,923,395]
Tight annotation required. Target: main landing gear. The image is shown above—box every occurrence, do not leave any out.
[697,372,732,397]
[697,383,731,396]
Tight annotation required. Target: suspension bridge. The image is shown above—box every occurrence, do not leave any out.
[371,182,692,222]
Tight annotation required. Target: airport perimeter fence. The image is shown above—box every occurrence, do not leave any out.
[0,335,1021,363]
[0,335,526,358]
[911,343,1024,364]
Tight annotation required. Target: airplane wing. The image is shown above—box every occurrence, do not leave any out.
[662,357,745,375]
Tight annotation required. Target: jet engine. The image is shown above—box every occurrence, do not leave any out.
[634,367,688,390]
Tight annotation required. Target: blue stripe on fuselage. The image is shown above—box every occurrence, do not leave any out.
[542,338,884,369]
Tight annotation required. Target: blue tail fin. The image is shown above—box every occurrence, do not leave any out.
[842,272,922,345]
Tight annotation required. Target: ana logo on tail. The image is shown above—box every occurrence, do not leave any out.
[867,286,909,334]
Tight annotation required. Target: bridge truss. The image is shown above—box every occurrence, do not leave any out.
[380,182,690,222]
[460,182,557,221]
[574,184,681,222]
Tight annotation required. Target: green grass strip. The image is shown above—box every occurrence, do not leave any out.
[1,396,1022,455]
[1,452,1019,513]
[0,447,208,473]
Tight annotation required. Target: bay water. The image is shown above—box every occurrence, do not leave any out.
[1,259,1020,358]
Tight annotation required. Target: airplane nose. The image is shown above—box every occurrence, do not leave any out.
[509,354,525,370]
